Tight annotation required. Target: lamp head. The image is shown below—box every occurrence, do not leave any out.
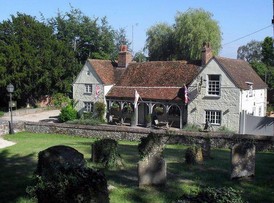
[6,83,14,93]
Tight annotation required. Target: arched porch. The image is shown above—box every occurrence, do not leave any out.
[107,99,187,129]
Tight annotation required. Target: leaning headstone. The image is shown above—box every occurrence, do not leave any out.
[138,156,166,186]
[137,133,167,187]
[28,145,109,203]
[231,142,256,179]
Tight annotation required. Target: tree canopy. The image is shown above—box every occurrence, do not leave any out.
[0,8,130,108]
[237,37,274,89]
[145,8,222,61]
[237,40,262,62]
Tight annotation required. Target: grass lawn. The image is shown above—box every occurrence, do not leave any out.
[0,132,273,203]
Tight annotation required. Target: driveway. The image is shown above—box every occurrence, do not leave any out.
[1,109,60,123]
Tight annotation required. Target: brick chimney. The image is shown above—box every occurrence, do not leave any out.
[201,42,213,66]
[118,45,132,67]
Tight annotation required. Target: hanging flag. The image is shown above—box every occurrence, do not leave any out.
[95,85,101,100]
[184,84,189,104]
[134,90,140,108]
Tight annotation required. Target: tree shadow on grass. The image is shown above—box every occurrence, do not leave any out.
[0,149,36,203]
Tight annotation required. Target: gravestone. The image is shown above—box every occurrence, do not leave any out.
[231,142,256,179]
[137,133,167,187]
[138,156,166,186]
[185,146,203,165]
[202,138,211,159]
[31,145,109,203]
[37,145,85,175]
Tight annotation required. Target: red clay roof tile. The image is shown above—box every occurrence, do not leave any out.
[214,57,268,90]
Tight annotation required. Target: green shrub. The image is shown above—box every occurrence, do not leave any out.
[67,118,104,125]
[27,167,109,203]
[59,104,78,122]
[92,139,123,168]
[52,93,70,108]
[178,186,244,203]
[0,111,4,117]
[95,102,106,121]
[183,124,201,132]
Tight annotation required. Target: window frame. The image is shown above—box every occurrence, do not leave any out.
[84,84,92,94]
[207,74,221,96]
[83,102,93,112]
[205,110,221,125]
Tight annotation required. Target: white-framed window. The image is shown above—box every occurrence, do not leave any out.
[85,84,92,93]
[86,71,90,75]
[84,102,93,112]
[205,110,221,125]
[207,75,220,96]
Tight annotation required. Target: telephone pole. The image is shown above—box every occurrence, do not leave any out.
[272,0,274,46]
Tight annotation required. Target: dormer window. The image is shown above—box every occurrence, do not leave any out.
[86,71,90,75]
[207,75,220,96]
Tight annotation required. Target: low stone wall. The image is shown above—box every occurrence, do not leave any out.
[24,122,274,151]
[0,121,25,136]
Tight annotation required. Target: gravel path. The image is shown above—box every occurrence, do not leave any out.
[1,109,60,122]
[0,109,60,148]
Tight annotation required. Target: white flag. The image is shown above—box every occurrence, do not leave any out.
[134,90,140,108]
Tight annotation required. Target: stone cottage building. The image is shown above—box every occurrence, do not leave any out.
[73,44,268,132]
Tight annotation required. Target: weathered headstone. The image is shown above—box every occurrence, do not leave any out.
[138,156,166,186]
[185,145,203,165]
[202,138,211,159]
[231,142,256,179]
[29,145,109,203]
[37,145,85,175]
[137,133,167,187]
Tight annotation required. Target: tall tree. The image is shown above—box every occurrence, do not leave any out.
[48,8,116,64]
[0,13,79,107]
[261,37,274,88]
[174,9,222,60]
[145,23,174,61]
[262,36,274,66]
[145,8,222,61]
[237,40,262,62]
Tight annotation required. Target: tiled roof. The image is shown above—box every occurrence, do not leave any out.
[117,61,200,86]
[106,61,200,100]
[88,59,125,85]
[107,87,182,101]
[215,56,268,90]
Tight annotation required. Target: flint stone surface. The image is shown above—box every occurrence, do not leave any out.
[138,156,166,186]
[231,142,256,179]
[37,145,85,175]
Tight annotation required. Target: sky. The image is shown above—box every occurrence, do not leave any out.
[0,0,273,59]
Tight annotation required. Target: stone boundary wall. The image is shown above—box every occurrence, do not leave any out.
[0,121,25,136]
[24,122,274,151]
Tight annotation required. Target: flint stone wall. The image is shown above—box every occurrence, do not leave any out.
[11,122,273,151]
[0,121,25,136]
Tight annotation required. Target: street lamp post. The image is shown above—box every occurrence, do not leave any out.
[6,83,14,134]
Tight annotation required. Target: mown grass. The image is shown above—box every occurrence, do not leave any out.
[0,132,274,203]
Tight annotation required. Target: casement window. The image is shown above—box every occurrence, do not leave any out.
[85,84,92,93]
[84,102,93,112]
[207,75,220,96]
[205,110,221,125]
